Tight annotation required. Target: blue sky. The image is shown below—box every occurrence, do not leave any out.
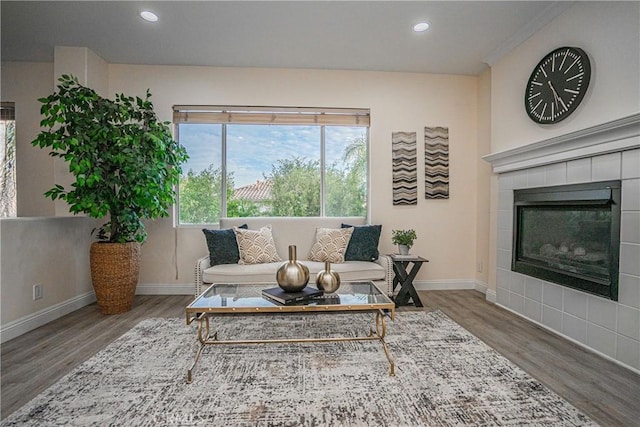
[179,124,366,187]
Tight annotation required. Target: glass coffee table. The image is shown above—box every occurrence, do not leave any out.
[185,281,395,383]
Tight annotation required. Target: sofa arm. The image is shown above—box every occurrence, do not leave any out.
[195,255,211,297]
[374,254,394,296]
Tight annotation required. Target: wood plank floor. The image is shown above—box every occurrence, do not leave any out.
[2,290,639,425]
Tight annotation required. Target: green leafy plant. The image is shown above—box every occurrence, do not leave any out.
[391,229,417,248]
[32,74,188,243]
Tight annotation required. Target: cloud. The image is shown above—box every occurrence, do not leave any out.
[179,124,367,187]
[179,124,222,173]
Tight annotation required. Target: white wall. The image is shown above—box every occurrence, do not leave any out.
[0,217,97,342]
[476,68,492,291]
[491,2,640,153]
[1,62,56,217]
[0,50,109,219]
[107,65,481,291]
[1,53,110,333]
[1,58,484,328]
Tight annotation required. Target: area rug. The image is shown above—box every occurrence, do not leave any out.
[1,311,596,426]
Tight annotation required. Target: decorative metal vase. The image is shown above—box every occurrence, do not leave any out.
[276,245,309,292]
[398,244,410,255]
[316,261,341,293]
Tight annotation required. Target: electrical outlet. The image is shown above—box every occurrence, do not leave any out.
[477,261,483,273]
[33,284,43,300]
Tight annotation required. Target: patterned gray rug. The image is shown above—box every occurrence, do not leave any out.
[1,311,596,426]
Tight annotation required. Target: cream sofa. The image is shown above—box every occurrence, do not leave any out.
[194,217,393,297]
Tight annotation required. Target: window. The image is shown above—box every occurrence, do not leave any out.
[175,106,369,225]
[0,102,16,217]
[177,124,223,224]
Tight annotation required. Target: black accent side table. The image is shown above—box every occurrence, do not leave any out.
[389,254,429,307]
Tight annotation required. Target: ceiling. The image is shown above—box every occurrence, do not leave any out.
[1,1,572,76]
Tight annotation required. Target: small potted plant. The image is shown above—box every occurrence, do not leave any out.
[392,229,417,255]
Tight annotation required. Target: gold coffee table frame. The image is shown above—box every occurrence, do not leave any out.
[185,281,395,383]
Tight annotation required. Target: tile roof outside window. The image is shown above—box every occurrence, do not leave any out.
[232,180,272,202]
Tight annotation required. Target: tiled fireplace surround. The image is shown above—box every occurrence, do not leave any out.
[485,114,640,373]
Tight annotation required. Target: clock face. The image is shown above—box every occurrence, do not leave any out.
[525,47,591,124]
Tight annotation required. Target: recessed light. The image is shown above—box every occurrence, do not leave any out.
[140,10,159,22]
[413,22,430,32]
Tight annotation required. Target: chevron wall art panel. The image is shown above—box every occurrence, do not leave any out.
[392,131,417,205]
[424,126,449,199]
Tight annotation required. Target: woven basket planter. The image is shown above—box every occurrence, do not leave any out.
[90,242,141,315]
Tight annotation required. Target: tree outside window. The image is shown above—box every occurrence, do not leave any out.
[325,128,367,217]
[177,123,368,224]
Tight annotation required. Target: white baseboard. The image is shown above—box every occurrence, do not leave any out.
[414,279,485,292]
[414,279,497,302]
[485,288,497,303]
[135,283,195,295]
[414,279,476,290]
[0,284,192,343]
[1,291,96,344]
[475,280,489,295]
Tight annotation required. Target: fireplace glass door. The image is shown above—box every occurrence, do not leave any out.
[512,181,620,300]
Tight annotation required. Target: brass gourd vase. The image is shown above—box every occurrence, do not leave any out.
[316,261,341,293]
[276,245,309,292]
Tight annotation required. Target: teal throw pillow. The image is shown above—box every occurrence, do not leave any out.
[341,224,382,261]
[202,224,248,266]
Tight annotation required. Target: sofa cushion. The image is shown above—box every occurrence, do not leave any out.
[342,223,382,261]
[202,260,386,284]
[220,217,366,260]
[234,224,282,265]
[203,262,283,284]
[313,261,386,282]
[202,224,247,266]
[308,227,354,263]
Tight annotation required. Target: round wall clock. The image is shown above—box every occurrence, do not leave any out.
[524,46,591,124]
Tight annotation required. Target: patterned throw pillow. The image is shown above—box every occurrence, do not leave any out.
[234,225,282,265]
[341,224,382,261]
[202,224,247,266]
[308,227,354,263]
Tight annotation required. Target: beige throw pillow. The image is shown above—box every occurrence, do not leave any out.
[234,225,282,265]
[308,227,354,263]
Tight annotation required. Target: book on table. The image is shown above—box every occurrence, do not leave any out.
[392,254,417,259]
[262,286,323,305]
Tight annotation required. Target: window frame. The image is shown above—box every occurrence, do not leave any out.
[173,106,370,226]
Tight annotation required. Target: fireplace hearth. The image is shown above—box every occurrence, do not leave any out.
[512,180,621,300]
